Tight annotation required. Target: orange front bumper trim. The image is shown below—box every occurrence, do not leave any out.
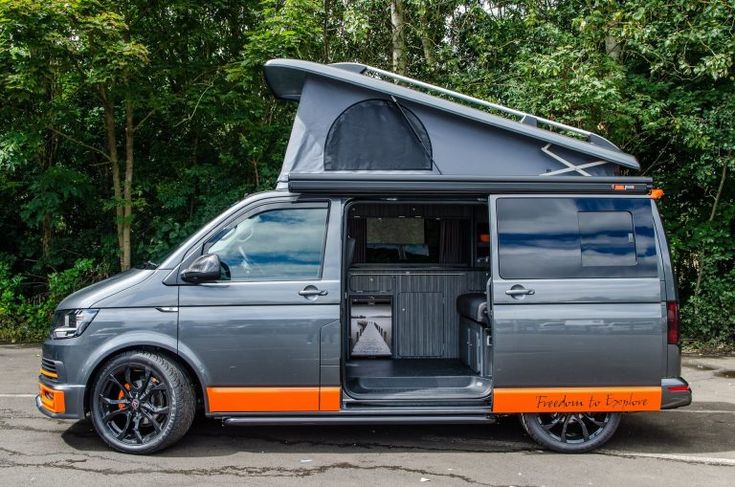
[38,382,65,414]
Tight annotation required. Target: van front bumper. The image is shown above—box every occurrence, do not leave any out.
[36,377,86,420]
[661,377,692,409]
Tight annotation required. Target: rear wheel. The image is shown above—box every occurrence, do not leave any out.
[520,412,621,453]
[90,351,195,454]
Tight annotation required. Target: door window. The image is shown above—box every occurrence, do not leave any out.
[496,197,657,279]
[208,207,328,281]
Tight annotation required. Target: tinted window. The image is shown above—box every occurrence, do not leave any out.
[208,207,327,281]
[579,211,636,267]
[496,198,657,279]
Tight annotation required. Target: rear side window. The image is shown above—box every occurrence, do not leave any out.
[496,198,657,279]
[578,211,636,267]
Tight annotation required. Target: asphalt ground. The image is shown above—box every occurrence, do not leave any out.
[1,344,733,486]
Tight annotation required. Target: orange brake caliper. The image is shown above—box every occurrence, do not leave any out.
[117,383,132,410]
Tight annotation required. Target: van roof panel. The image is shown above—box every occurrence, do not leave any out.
[264,59,640,184]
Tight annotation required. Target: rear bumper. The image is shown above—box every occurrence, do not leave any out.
[661,377,692,409]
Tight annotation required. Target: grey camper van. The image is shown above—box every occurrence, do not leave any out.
[37,59,691,454]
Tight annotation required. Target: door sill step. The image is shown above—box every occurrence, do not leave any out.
[223,414,495,426]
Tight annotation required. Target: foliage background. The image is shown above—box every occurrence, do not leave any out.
[0,0,733,346]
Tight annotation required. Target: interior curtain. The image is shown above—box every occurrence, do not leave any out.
[440,219,466,264]
[348,217,368,263]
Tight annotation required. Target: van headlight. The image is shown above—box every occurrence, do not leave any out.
[51,309,99,339]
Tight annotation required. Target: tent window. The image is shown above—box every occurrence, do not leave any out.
[324,99,432,171]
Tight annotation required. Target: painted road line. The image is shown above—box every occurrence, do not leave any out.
[604,450,735,467]
[665,409,735,414]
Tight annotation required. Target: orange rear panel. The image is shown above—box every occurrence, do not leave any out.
[493,387,661,413]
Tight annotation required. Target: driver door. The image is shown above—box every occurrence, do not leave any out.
[177,199,341,413]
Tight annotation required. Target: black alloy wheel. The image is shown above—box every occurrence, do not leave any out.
[90,351,195,454]
[520,411,621,453]
[97,363,169,444]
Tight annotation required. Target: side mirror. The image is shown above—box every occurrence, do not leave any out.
[181,254,221,283]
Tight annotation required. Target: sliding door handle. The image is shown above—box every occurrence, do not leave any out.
[299,285,328,298]
[298,289,328,296]
[505,285,535,297]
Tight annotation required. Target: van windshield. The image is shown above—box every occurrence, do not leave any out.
[137,244,181,270]
[136,223,208,270]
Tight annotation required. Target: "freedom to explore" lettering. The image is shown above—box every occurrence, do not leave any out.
[535,393,650,410]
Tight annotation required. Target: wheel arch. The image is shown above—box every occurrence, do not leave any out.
[82,342,207,415]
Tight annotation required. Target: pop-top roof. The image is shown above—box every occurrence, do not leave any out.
[263,59,639,186]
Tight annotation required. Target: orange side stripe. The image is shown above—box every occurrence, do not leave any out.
[208,387,343,413]
[38,382,65,414]
[493,387,661,413]
[40,368,58,379]
[319,387,341,411]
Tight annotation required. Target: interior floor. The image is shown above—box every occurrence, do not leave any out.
[347,358,475,377]
[345,359,492,400]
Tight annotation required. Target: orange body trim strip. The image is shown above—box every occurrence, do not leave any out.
[493,387,661,413]
[319,387,341,411]
[38,382,65,414]
[39,368,58,379]
[207,387,343,413]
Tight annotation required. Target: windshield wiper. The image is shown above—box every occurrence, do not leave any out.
[136,260,158,270]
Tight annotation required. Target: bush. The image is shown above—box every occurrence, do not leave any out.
[681,270,735,349]
[0,258,106,342]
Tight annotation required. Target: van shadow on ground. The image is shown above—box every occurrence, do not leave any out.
[61,404,734,458]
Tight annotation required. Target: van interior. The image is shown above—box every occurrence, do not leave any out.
[343,201,492,401]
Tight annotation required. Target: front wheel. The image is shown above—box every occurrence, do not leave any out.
[520,412,621,453]
[90,351,195,454]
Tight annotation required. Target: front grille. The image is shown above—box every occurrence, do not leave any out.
[40,358,59,381]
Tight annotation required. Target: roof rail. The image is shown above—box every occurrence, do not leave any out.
[355,64,619,151]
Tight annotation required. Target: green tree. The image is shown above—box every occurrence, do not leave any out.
[0,0,733,345]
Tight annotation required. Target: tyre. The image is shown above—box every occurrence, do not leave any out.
[520,412,621,453]
[90,350,195,454]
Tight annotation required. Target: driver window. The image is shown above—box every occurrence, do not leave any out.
[208,207,328,281]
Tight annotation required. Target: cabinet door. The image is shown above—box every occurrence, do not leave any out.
[397,292,444,358]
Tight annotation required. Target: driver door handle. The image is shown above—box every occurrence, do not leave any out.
[298,287,328,297]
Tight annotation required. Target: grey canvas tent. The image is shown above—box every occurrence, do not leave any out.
[264,59,648,194]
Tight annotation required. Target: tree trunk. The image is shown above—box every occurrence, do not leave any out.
[40,79,60,261]
[40,130,58,261]
[100,86,125,270]
[122,97,134,271]
[323,0,331,63]
[420,35,434,69]
[605,35,621,61]
[694,162,728,295]
[251,158,260,188]
[419,9,435,69]
[390,0,407,74]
